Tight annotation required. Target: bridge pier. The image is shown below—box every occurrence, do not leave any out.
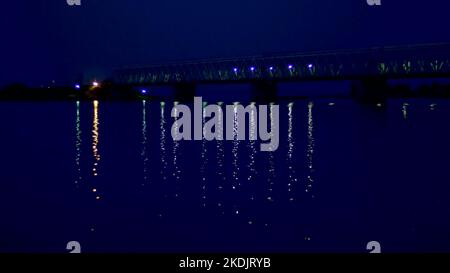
[250,81,278,102]
[174,82,196,101]
[351,77,389,103]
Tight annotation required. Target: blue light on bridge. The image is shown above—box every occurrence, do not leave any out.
[308,64,314,69]
[75,84,81,89]
[269,66,274,71]
[141,89,148,95]
[288,65,294,70]
[250,67,255,72]
[233,68,238,73]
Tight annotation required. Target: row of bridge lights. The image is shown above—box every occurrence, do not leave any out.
[233,64,314,73]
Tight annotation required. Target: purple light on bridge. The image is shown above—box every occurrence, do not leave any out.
[308,64,314,69]
[233,68,238,73]
[250,67,255,72]
[269,66,274,71]
[141,89,148,95]
[75,84,81,89]
[288,65,293,69]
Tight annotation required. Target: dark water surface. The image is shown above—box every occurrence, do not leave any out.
[1,98,450,253]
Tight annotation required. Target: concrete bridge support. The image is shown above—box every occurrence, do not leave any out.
[174,82,196,101]
[250,81,278,102]
[351,77,389,103]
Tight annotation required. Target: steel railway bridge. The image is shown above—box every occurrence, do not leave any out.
[114,43,450,85]
[113,43,450,100]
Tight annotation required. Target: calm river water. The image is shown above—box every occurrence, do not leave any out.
[1,98,450,253]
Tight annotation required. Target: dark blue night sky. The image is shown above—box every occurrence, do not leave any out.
[1,0,450,86]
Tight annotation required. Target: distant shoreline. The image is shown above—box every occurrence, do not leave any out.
[1,78,450,101]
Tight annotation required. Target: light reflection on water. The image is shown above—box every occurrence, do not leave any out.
[4,99,450,253]
[306,101,315,196]
[265,104,277,203]
[92,100,100,177]
[402,102,409,120]
[141,100,149,183]
[172,102,181,198]
[231,103,240,190]
[70,99,408,215]
[74,101,82,185]
[160,102,168,181]
[247,103,257,182]
[216,102,226,186]
[287,102,297,201]
[201,102,208,207]
[216,102,226,214]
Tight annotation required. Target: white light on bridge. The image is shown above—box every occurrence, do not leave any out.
[233,68,238,73]
[288,65,294,70]
[269,66,274,71]
[92,81,99,87]
[250,67,255,72]
[141,89,148,95]
[308,64,314,69]
[75,84,81,89]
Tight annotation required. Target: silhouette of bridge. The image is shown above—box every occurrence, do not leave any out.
[114,43,450,86]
